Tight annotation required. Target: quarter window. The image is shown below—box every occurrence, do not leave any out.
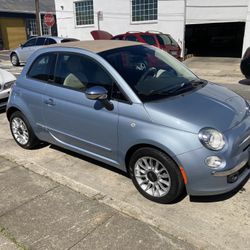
[74,0,94,26]
[131,0,158,22]
[45,38,57,45]
[28,53,57,81]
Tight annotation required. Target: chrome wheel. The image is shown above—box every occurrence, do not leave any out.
[134,157,171,197]
[11,54,18,65]
[11,117,29,145]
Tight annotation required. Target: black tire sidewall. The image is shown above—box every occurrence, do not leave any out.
[10,111,38,149]
[129,148,184,204]
[11,53,19,66]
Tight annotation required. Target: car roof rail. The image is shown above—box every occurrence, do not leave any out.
[146,30,163,34]
[125,31,141,34]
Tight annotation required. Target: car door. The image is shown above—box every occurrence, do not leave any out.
[24,52,57,138]
[19,37,37,62]
[43,52,119,163]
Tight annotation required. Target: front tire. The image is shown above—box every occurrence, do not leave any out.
[129,147,185,204]
[10,53,20,66]
[10,111,40,149]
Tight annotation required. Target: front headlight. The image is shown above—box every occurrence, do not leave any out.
[199,128,225,151]
[3,80,15,90]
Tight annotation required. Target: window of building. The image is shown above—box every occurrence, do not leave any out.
[74,0,94,26]
[131,0,158,23]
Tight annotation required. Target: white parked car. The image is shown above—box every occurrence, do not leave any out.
[0,68,16,108]
[10,36,79,66]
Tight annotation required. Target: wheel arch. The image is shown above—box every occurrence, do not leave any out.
[7,106,22,121]
[125,143,178,172]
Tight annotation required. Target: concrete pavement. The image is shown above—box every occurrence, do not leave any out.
[0,156,193,250]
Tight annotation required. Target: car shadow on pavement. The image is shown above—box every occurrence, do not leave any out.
[190,173,250,203]
[48,145,189,203]
[49,145,130,178]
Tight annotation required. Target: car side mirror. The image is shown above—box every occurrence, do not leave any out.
[85,86,114,110]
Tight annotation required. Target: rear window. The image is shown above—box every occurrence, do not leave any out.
[140,35,156,45]
[156,34,172,46]
[61,38,79,43]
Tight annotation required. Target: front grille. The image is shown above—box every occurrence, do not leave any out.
[0,97,8,104]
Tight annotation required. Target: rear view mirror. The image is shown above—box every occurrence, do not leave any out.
[85,86,114,111]
[85,86,108,100]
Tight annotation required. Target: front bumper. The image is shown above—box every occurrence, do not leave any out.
[177,116,250,196]
[0,89,11,108]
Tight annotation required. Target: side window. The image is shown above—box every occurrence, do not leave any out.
[54,53,114,94]
[125,35,138,41]
[28,53,57,81]
[45,38,57,45]
[23,38,37,47]
[54,53,128,102]
[140,35,157,45]
[36,37,46,46]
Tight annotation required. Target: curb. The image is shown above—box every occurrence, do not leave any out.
[1,153,216,250]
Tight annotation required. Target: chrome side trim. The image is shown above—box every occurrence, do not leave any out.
[212,159,248,177]
[239,134,250,147]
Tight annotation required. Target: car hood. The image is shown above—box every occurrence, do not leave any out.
[0,68,16,86]
[144,83,248,133]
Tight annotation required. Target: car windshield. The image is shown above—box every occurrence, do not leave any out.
[99,45,203,102]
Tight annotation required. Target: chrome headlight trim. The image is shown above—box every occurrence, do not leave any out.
[199,128,226,151]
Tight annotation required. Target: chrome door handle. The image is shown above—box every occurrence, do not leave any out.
[44,98,55,106]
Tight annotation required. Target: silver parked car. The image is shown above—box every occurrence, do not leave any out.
[0,68,16,108]
[10,36,79,66]
[6,40,250,203]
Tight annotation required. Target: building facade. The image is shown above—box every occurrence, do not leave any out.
[55,0,250,57]
[0,0,57,50]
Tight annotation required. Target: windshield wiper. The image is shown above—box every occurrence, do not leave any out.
[147,79,206,96]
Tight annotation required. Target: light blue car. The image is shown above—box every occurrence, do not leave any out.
[6,40,250,203]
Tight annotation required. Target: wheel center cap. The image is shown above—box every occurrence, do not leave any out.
[147,171,158,182]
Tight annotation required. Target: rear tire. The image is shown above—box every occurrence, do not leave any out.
[10,111,40,149]
[128,147,185,204]
[10,53,20,66]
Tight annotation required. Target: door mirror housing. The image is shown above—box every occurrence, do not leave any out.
[85,86,114,110]
[85,86,108,100]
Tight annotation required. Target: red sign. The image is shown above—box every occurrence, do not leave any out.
[44,13,55,27]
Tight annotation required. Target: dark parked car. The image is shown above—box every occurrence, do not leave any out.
[91,30,182,60]
[241,47,250,78]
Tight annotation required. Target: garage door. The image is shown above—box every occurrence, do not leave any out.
[0,17,26,50]
[185,22,245,58]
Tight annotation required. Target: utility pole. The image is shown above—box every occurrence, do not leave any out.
[183,0,187,59]
[35,0,42,36]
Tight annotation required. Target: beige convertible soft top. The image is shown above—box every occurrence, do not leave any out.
[52,40,143,53]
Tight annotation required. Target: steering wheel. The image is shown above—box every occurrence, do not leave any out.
[137,67,158,85]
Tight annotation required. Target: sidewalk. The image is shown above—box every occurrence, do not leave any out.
[0,156,194,250]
